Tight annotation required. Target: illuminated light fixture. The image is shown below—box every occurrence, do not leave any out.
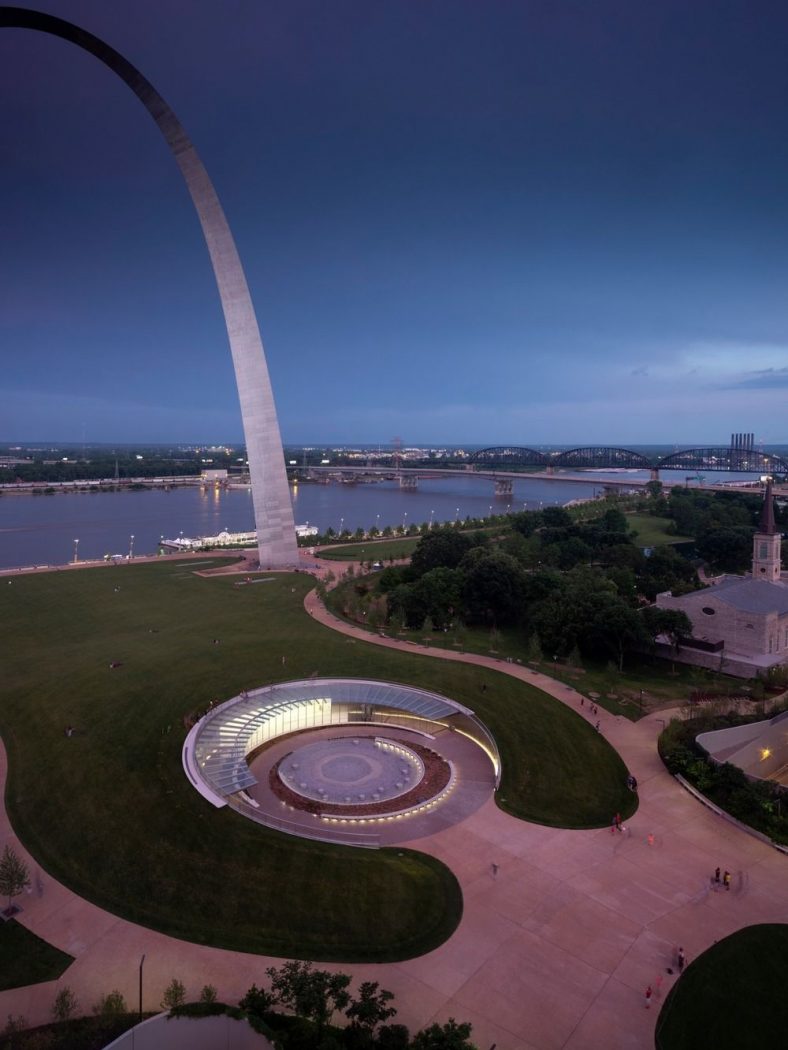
[761,748,772,760]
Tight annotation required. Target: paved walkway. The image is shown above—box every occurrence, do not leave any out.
[2,583,788,1049]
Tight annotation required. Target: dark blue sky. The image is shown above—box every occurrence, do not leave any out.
[2,0,788,445]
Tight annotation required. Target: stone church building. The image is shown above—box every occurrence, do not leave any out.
[657,481,788,677]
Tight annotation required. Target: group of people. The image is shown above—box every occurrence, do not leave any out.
[626,773,638,791]
[713,866,732,890]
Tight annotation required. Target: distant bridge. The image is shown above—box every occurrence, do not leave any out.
[468,446,788,474]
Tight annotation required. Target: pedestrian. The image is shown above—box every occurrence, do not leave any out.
[595,721,601,731]
[611,816,617,835]
[647,833,655,847]
[615,812,622,832]
[630,775,638,791]
[491,862,499,877]
[677,947,686,973]
[580,695,585,707]
[723,870,731,891]
[644,985,652,1010]
[714,866,721,884]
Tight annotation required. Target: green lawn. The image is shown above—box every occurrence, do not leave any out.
[0,920,73,991]
[0,562,633,961]
[655,924,788,1049]
[316,537,421,561]
[627,514,692,547]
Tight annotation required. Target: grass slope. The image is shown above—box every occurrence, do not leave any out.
[656,924,788,1049]
[0,562,632,960]
[627,514,692,546]
[0,920,73,991]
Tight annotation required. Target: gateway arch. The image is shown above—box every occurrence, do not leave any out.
[0,6,299,567]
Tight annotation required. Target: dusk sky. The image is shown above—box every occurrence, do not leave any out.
[2,1,788,446]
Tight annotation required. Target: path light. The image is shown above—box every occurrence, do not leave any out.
[129,534,135,560]
[73,538,79,564]
[429,509,435,528]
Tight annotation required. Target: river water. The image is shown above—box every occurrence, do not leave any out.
[0,469,762,569]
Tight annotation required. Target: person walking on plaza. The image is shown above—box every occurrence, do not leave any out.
[677,947,686,973]
[644,985,653,1009]
[723,870,731,890]
[714,866,721,885]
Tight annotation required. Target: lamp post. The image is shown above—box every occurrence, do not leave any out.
[339,517,344,537]
[488,504,492,520]
[375,513,380,534]
[429,509,435,529]
[139,953,145,1025]
[73,538,79,564]
[455,507,460,524]
[402,511,408,533]
[129,534,135,561]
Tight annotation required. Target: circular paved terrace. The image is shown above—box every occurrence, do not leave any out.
[277,736,425,806]
[182,676,500,845]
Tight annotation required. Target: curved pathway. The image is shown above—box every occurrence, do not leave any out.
[2,581,788,1049]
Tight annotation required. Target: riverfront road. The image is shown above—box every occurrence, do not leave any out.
[2,562,788,1048]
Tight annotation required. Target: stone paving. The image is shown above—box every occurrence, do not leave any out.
[2,575,788,1049]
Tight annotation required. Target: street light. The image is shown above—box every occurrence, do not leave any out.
[73,538,79,564]
[429,509,435,529]
[139,953,146,1025]
[402,511,408,532]
[375,513,380,532]
[129,534,135,560]
[339,517,344,536]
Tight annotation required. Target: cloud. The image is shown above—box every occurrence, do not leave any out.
[630,365,649,376]
[723,366,788,389]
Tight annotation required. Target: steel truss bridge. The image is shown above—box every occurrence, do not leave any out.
[468,446,788,474]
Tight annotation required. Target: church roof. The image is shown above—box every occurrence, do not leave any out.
[688,575,788,615]
[758,479,776,535]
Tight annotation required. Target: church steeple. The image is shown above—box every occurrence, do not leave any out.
[752,479,781,582]
[758,478,776,535]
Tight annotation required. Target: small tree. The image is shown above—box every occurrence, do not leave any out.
[411,1018,478,1050]
[239,984,275,1016]
[93,991,126,1017]
[199,984,217,1004]
[345,981,397,1034]
[161,978,186,1012]
[0,845,30,914]
[265,960,351,1034]
[52,986,78,1023]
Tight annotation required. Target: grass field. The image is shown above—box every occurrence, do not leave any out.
[655,924,788,1049]
[626,514,692,547]
[0,920,73,991]
[0,562,633,961]
[316,537,420,561]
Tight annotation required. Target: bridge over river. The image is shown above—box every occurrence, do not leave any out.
[297,445,788,498]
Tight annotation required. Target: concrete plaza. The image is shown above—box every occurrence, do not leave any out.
[2,583,787,1049]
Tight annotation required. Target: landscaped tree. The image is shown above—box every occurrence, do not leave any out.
[0,844,30,914]
[239,984,275,1015]
[93,991,127,1017]
[642,607,693,650]
[52,986,78,1022]
[411,1018,478,1050]
[265,960,351,1035]
[410,527,476,575]
[345,981,397,1035]
[161,977,186,1011]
